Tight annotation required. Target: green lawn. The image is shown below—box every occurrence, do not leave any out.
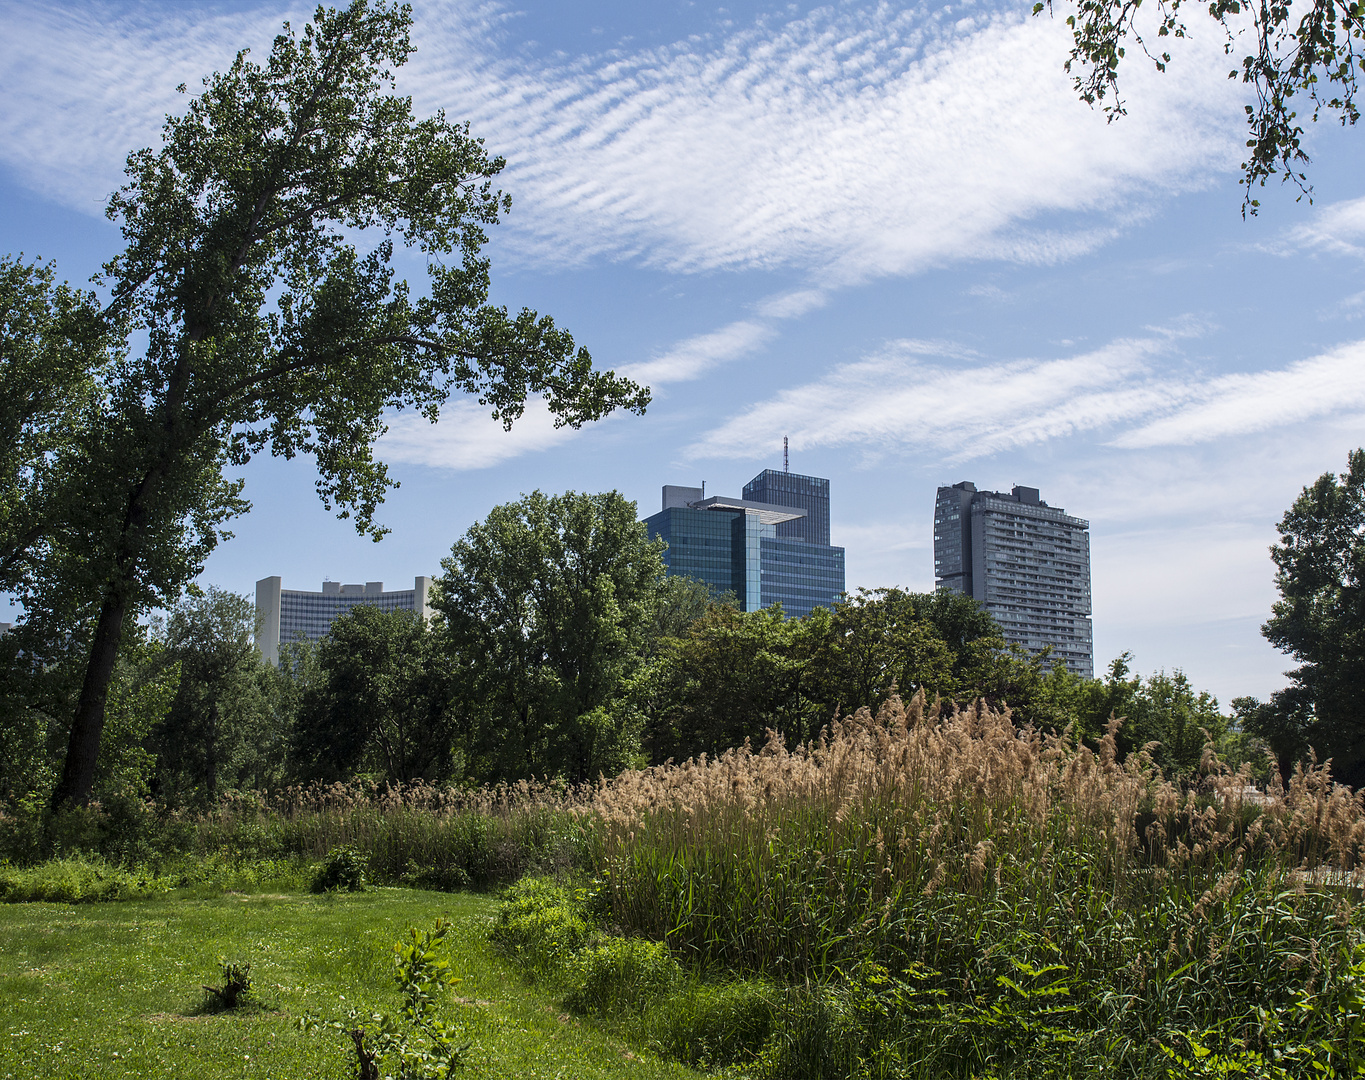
[0,888,703,1080]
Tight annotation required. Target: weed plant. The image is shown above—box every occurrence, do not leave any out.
[580,691,1365,1077]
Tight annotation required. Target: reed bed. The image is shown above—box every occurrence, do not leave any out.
[0,778,597,890]
[185,778,598,888]
[583,692,1365,1075]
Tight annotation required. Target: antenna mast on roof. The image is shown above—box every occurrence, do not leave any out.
[783,436,789,473]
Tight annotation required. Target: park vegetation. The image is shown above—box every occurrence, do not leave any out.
[3,478,1364,1074]
[3,1,1365,1075]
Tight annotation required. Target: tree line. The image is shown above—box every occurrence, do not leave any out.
[0,488,1245,811]
[0,1,646,809]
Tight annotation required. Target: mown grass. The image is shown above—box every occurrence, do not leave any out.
[0,888,702,1080]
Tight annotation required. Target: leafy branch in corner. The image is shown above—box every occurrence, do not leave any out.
[1034,0,1364,211]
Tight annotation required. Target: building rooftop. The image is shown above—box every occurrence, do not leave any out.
[687,495,807,525]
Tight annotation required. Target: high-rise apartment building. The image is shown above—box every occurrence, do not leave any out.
[933,482,1093,678]
[644,470,846,618]
[255,576,433,664]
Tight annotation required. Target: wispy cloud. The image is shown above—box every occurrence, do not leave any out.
[1286,195,1365,258]
[379,397,575,470]
[0,3,302,209]
[1,0,1243,281]
[1113,341,1365,447]
[404,1,1243,280]
[621,319,775,385]
[686,333,1365,462]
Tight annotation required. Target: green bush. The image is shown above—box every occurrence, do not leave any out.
[311,845,369,893]
[488,877,593,981]
[203,959,253,1011]
[564,936,682,1017]
[649,978,781,1069]
[0,855,164,903]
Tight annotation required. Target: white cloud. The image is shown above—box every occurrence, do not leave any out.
[687,333,1365,463]
[0,0,1244,281]
[755,289,828,319]
[687,334,1174,461]
[1112,341,1365,448]
[0,3,302,209]
[620,319,775,384]
[1286,195,1365,257]
[402,1,1243,279]
[379,397,574,470]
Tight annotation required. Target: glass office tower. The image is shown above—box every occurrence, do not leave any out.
[644,470,846,618]
[933,481,1093,678]
[743,469,831,545]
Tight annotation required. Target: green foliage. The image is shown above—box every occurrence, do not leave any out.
[564,937,683,1017]
[312,919,472,1080]
[1037,0,1364,207]
[312,844,370,893]
[294,607,454,784]
[647,978,781,1069]
[0,855,158,903]
[488,877,594,980]
[202,959,253,1011]
[436,489,667,783]
[1260,447,1365,787]
[0,254,114,601]
[150,587,284,805]
[1072,652,1229,777]
[642,604,820,762]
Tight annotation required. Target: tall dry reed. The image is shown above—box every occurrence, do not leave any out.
[581,692,1365,1073]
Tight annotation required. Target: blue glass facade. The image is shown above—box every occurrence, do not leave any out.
[743,469,831,545]
[644,471,846,619]
[759,537,846,615]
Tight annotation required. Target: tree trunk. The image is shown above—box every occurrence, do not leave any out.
[51,590,129,808]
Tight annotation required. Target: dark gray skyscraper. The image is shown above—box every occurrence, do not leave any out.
[933,481,1093,678]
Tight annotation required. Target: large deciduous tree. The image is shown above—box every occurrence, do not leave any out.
[1038,0,1363,206]
[435,490,666,783]
[0,257,115,622]
[41,0,647,808]
[293,605,452,784]
[1259,448,1365,786]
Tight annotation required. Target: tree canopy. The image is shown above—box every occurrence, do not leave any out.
[1255,447,1365,785]
[434,490,667,783]
[19,0,646,807]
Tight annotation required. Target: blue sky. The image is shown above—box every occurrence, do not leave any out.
[3,0,1364,706]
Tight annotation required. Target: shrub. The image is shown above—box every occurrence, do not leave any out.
[488,877,592,981]
[564,936,681,1017]
[203,960,253,1010]
[311,845,369,893]
[0,856,162,903]
[303,919,470,1080]
[648,978,780,1068]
